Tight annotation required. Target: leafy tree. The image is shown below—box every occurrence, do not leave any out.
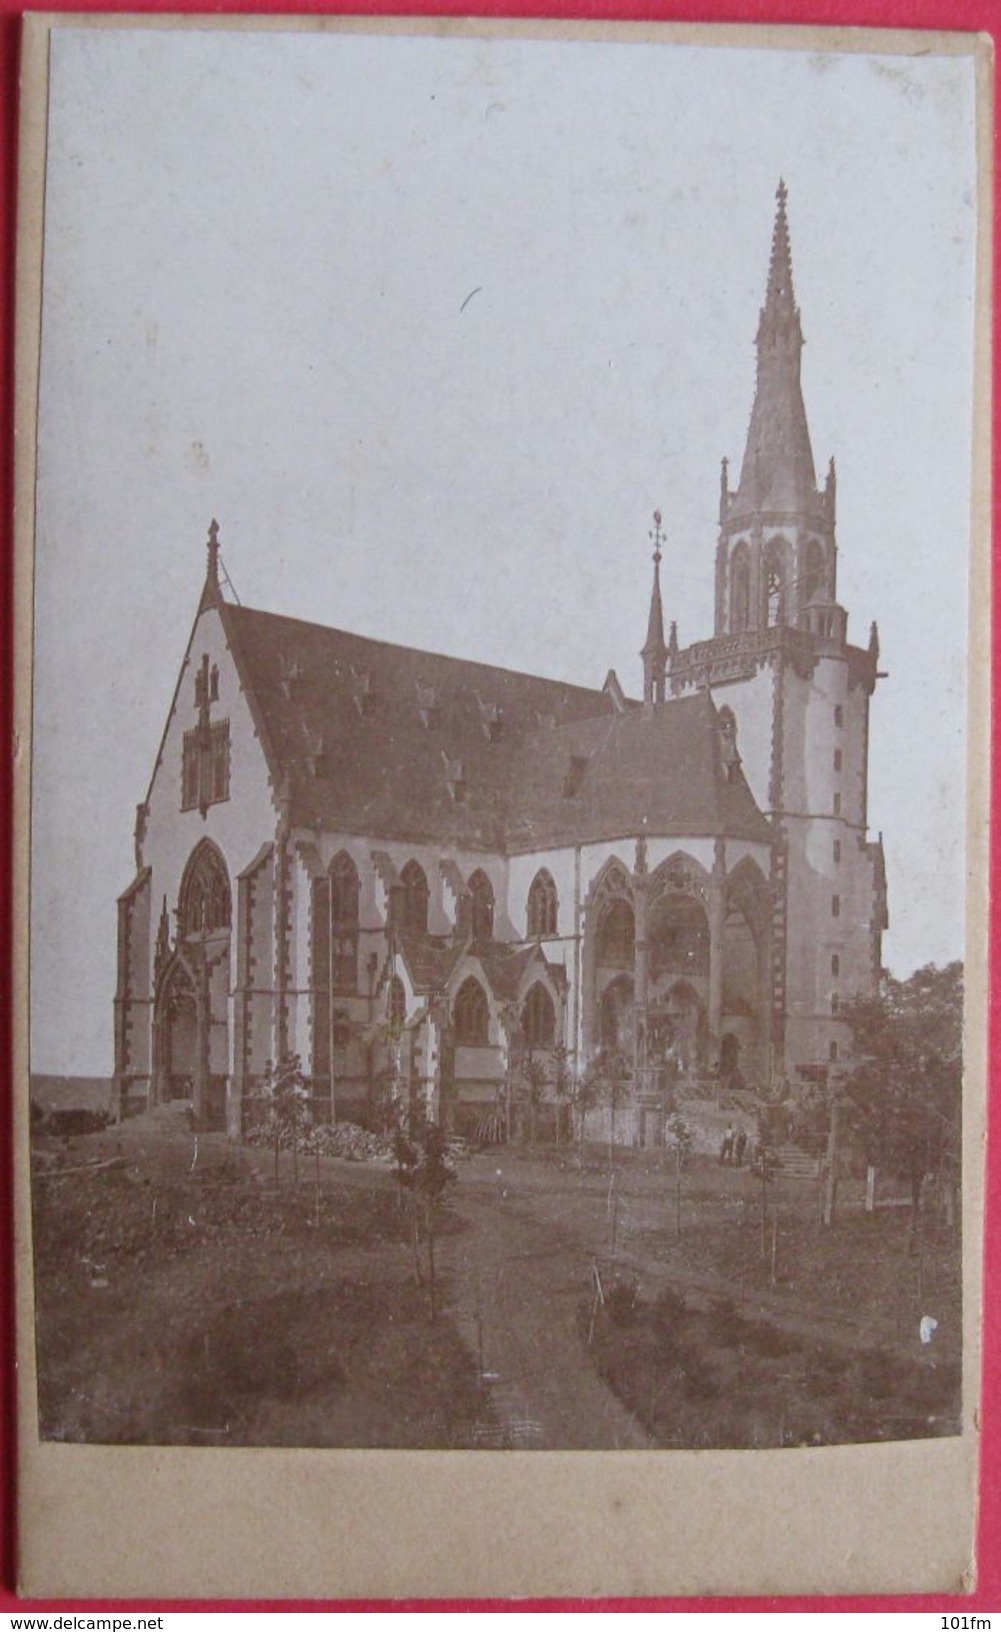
[394,1122,457,1321]
[519,1055,549,1149]
[551,1043,573,1146]
[588,1047,633,1163]
[261,1053,311,1184]
[839,962,962,1225]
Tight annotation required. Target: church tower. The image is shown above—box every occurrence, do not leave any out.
[713,179,841,643]
[666,182,888,1084]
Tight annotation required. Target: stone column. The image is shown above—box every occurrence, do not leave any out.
[708,842,726,1070]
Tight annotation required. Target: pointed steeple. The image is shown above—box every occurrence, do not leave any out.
[736,181,817,511]
[642,511,668,703]
[198,518,223,613]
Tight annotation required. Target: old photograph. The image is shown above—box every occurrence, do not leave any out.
[22,20,980,1473]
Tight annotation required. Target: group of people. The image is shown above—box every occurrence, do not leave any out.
[718,1122,750,1167]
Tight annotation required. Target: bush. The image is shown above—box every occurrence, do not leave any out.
[704,1296,746,1348]
[606,1278,640,1327]
[743,1321,803,1359]
[653,1286,689,1329]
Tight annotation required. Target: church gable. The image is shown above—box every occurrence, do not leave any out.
[140,598,278,904]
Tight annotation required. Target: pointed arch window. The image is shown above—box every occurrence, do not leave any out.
[766,562,784,627]
[468,869,495,941]
[454,977,489,1046]
[527,869,558,938]
[730,546,751,633]
[523,983,556,1049]
[597,898,635,968]
[178,841,231,936]
[330,852,360,990]
[803,539,826,607]
[400,860,430,935]
[388,975,407,1032]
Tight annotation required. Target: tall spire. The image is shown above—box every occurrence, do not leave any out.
[642,510,668,703]
[758,178,799,342]
[735,180,817,511]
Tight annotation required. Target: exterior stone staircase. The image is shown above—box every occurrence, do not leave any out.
[771,1142,821,1180]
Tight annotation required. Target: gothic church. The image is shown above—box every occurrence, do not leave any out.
[113,185,888,1141]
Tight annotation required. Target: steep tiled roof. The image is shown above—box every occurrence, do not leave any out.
[221,602,611,850]
[219,601,770,852]
[504,690,771,851]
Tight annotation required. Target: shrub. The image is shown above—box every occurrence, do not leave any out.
[606,1278,640,1327]
[704,1296,746,1348]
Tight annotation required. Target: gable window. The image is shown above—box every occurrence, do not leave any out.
[454,977,489,1046]
[831,894,841,919]
[400,860,430,935]
[833,840,841,864]
[181,720,230,813]
[523,983,556,1049]
[527,870,558,938]
[833,749,843,773]
[469,870,495,941]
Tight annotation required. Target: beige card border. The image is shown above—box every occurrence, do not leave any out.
[13,12,992,1600]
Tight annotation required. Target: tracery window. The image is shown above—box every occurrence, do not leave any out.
[597,898,635,968]
[523,983,556,1049]
[178,841,231,936]
[469,870,495,941]
[802,540,826,607]
[454,977,489,1046]
[730,547,751,632]
[400,860,430,935]
[329,852,360,990]
[766,565,783,628]
[181,721,230,812]
[527,870,558,938]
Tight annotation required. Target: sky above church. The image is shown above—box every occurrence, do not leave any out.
[28,23,980,1076]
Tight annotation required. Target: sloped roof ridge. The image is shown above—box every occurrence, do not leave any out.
[224,599,610,705]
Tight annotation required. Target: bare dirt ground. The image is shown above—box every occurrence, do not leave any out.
[29,1116,961,1450]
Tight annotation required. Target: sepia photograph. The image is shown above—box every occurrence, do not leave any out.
[14,15,989,1592]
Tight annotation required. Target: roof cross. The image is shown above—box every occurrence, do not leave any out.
[648,509,666,566]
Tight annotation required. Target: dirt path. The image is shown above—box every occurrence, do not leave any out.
[441,1179,653,1449]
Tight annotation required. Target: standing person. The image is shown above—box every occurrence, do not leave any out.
[735,1126,748,1168]
[719,1122,734,1165]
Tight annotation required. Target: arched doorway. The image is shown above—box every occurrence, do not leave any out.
[159,960,197,1101]
[157,840,232,1129]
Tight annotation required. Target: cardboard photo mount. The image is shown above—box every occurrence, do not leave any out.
[12,13,992,1599]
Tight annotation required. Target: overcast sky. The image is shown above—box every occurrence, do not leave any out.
[29,24,979,1076]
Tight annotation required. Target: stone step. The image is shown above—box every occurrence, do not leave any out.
[772,1143,821,1179]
